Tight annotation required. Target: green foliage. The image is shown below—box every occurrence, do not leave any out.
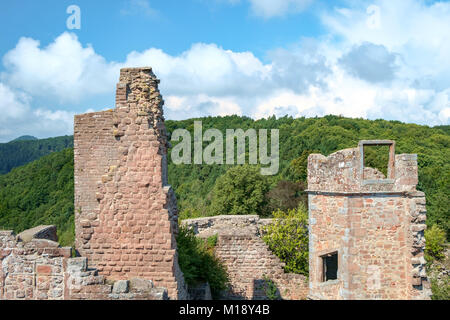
[176,226,229,299]
[209,165,270,216]
[425,224,447,261]
[262,275,281,300]
[430,274,450,300]
[363,145,390,176]
[0,114,449,251]
[206,234,218,248]
[262,204,309,275]
[0,148,74,247]
[287,149,320,182]
[166,115,449,239]
[263,180,306,216]
[0,135,73,174]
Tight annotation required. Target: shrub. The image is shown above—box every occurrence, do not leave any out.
[425,224,447,261]
[430,275,450,300]
[262,203,309,275]
[176,226,229,299]
[209,165,270,216]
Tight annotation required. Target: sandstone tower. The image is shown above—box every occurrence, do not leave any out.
[74,67,187,299]
[307,140,431,299]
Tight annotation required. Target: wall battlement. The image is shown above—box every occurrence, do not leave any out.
[307,141,431,300]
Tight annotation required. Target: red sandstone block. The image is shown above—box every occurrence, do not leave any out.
[36,265,52,274]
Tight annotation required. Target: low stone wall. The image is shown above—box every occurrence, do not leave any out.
[0,227,168,300]
[0,230,71,300]
[182,215,272,238]
[183,215,309,300]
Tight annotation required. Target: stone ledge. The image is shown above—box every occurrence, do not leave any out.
[17,225,57,243]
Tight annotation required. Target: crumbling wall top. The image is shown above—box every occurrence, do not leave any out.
[307,140,418,193]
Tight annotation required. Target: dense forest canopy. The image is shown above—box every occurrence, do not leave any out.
[0,115,448,246]
[0,135,73,174]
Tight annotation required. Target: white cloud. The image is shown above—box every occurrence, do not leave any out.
[123,43,272,97]
[321,0,450,85]
[1,32,119,103]
[0,83,75,142]
[1,0,450,141]
[339,42,399,83]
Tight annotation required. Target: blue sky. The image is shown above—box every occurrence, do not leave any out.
[0,0,449,142]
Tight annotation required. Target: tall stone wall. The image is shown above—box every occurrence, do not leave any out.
[183,215,309,300]
[307,140,431,300]
[74,67,187,299]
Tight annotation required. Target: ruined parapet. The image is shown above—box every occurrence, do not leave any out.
[307,140,431,300]
[182,215,271,238]
[74,67,187,299]
[183,215,309,300]
[0,229,72,300]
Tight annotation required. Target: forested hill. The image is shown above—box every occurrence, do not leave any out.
[10,135,38,142]
[0,135,73,175]
[0,148,75,245]
[0,115,448,246]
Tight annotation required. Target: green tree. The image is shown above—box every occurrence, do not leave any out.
[263,180,306,216]
[287,149,320,182]
[425,224,447,261]
[262,204,309,275]
[0,148,74,246]
[209,165,270,216]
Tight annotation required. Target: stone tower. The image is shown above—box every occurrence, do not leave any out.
[307,140,431,300]
[74,67,187,299]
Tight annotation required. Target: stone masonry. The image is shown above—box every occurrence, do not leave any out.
[73,67,187,299]
[307,140,431,300]
[0,68,185,300]
[0,227,168,300]
[0,69,435,301]
[183,215,309,300]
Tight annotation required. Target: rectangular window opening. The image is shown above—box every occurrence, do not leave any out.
[363,144,390,179]
[322,252,338,282]
[358,140,396,183]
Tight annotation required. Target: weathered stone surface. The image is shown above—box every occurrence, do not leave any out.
[0,67,186,301]
[17,225,57,243]
[113,280,130,294]
[307,141,431,300]
[73,67,187,300]
[68,257,88,272]
[129,278,154,292]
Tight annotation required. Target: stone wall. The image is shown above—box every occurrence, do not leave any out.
[307,140,431,300]
[183,215,309,300]
[74,67,187,299]
[0,228,168,300]
[0,229,70,300]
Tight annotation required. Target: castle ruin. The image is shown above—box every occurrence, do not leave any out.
[0,68,432,300]
[307,140,431,299]
[73,67,187,299]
